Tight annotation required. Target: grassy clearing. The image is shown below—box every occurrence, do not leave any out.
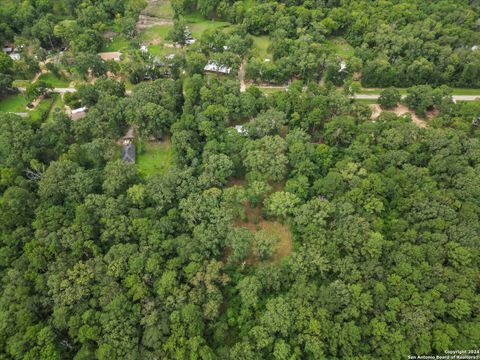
[355,99,378,105]
[136,139,174,177]
[451,88,480,95]
[46,94,64,122]
[143,0,174,18]
[184,13,231,38]
[37,73,70,87]
[326,37,355,58]
[257,87,286,95]
[139,24,173,45]
[12,79,31,87]
[0,93,28,112]
[251,35,271,58]
[148,44,182,57]
[30,97,54,124]
[102,36,131,52]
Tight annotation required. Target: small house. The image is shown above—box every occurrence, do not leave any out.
[98,51,122,62]
[2,47,12,53]
[121,127,136,163]
[204,60,231,74]
[70,106,87,120]
[339,60,347,73]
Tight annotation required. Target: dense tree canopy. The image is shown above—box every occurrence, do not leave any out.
[0,72,479,359]
[0,0,480,358]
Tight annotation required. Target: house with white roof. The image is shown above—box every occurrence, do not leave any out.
[204,60,231,74]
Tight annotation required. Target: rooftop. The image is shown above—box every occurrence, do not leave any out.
[98,51,122,62]
[121,143,136,163]
[204,60,231,74]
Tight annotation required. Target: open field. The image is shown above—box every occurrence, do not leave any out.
[185,13,232,38]
[136,139,174,177]
[326,37,355,58]
[102,36,131,52]
[0,93,28,112]
[46,94,64,122]
[142,0,174,18]
[29,97,55,124]
[139,24,173,45]
[12,79,31,88]
[37,73,71,87]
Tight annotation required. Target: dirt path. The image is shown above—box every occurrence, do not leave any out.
[239,58,247,92]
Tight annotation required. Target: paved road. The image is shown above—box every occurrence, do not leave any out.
[17,86,76,94]
[16,86,480,102]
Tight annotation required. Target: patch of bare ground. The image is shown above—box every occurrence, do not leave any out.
[369,104,427,128]
[136,15,173,31]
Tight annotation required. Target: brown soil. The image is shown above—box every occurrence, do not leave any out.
[136,15,173,31]
[369,104,427,128]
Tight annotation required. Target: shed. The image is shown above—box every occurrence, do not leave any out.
[2,47,12,53]
[9,53,20,61]
[98,51,122,62]
[121,143,136,163]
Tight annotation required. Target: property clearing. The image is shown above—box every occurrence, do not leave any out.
[234,201,293,265]
[0,93,29,112]
[369,104,427,128]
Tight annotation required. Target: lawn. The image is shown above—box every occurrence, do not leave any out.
[0,93,28,112]
[102,36,131,52]
[326,37,355,58]
[355,98,378,105]
[37,72,71,87]
[136,139,174,177]
[46,94,64,122]
[12,79,31,88]
[142,0,174,19]
[139,24,173,45]
[148,44,182,57]
[451,88,480,95]
[30,97,55,124]
[185,13,232,38]
[257,87,286,95]
[251,35,271,58]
